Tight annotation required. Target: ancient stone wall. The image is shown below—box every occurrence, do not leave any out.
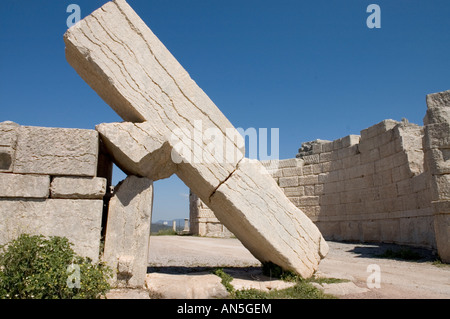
[424,91,450,262]
[189,191,233,238]
[191,119,434,247]
[191,91,450,262]
[267,119,434,248]
[0,121,111,261]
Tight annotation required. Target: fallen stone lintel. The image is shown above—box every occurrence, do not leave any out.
[65,0,329,277]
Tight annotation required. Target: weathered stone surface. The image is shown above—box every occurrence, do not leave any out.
[0,199,103,261]
[208,159,328,278]
[96,124,327,277]
[146,272,229,299]
[0,173,50,198]
[64,0,244,199]
[433,213,450,263]
[425,90,450,109]
[0,122,19,172]
[50,176,107,199]
[14,126,99,176]
[425,90,450,263]
[96,122,176,181]
[65,0,328,277]
[0,146,15,172]
[103,175,153,288]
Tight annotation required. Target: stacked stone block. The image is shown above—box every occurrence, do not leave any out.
[424,90,450,262]
[0,121,108,261]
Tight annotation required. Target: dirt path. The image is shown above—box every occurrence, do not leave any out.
[316,241,450,298]
[146,236,450,299]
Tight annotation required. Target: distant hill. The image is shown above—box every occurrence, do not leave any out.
[151,218,188,233]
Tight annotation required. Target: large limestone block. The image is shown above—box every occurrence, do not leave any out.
[13,126,99,176]
[208,159,329,278]
[0,121,19,172]
[426,90,450,109]
[96,122,176,181]
[50,176,107,199]
[0,173,50,198]
[0,199,103,261]
[65,0,328,277]
[146,272,229,299]
[433,212,450,263]
[97,121,329,276]
[64,0,244,198]
[424,123,450,150]
[103,176,153,288]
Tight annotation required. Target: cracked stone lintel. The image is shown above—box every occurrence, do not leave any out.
[67,0,328,277]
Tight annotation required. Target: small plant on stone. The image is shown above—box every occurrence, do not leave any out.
[0,234,112,299]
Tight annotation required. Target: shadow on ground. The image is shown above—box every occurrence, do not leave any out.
[147,266,267,280]
[338,240,439,262]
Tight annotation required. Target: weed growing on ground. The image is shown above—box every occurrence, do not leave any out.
[212,265,341,299]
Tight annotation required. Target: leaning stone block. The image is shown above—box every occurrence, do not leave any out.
[0,199,103,261]
[13,126,99,176]
[64,0,328,277]
[103,176,153,288]
[208,159,328,278]
[0,173,50,198]
[50,176,107,199]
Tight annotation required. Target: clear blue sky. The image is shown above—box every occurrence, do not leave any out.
[1,0,449,221]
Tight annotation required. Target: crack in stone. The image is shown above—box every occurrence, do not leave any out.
[208,157,243,203]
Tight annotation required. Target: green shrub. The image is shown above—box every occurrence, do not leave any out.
[212,268,235,293]
[0,234,111,299]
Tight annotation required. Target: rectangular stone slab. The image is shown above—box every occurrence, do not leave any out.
[65,0,328,277]
[14,126,99,177]
[0,173,50,198]
[50,176,107,199]
[0,199,103,261]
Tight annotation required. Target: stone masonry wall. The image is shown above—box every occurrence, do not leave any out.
[424,90,450,262]
[265,119,434,248]
[190,90,450,261]
[0,121,111,261]
[191,119,435,248]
